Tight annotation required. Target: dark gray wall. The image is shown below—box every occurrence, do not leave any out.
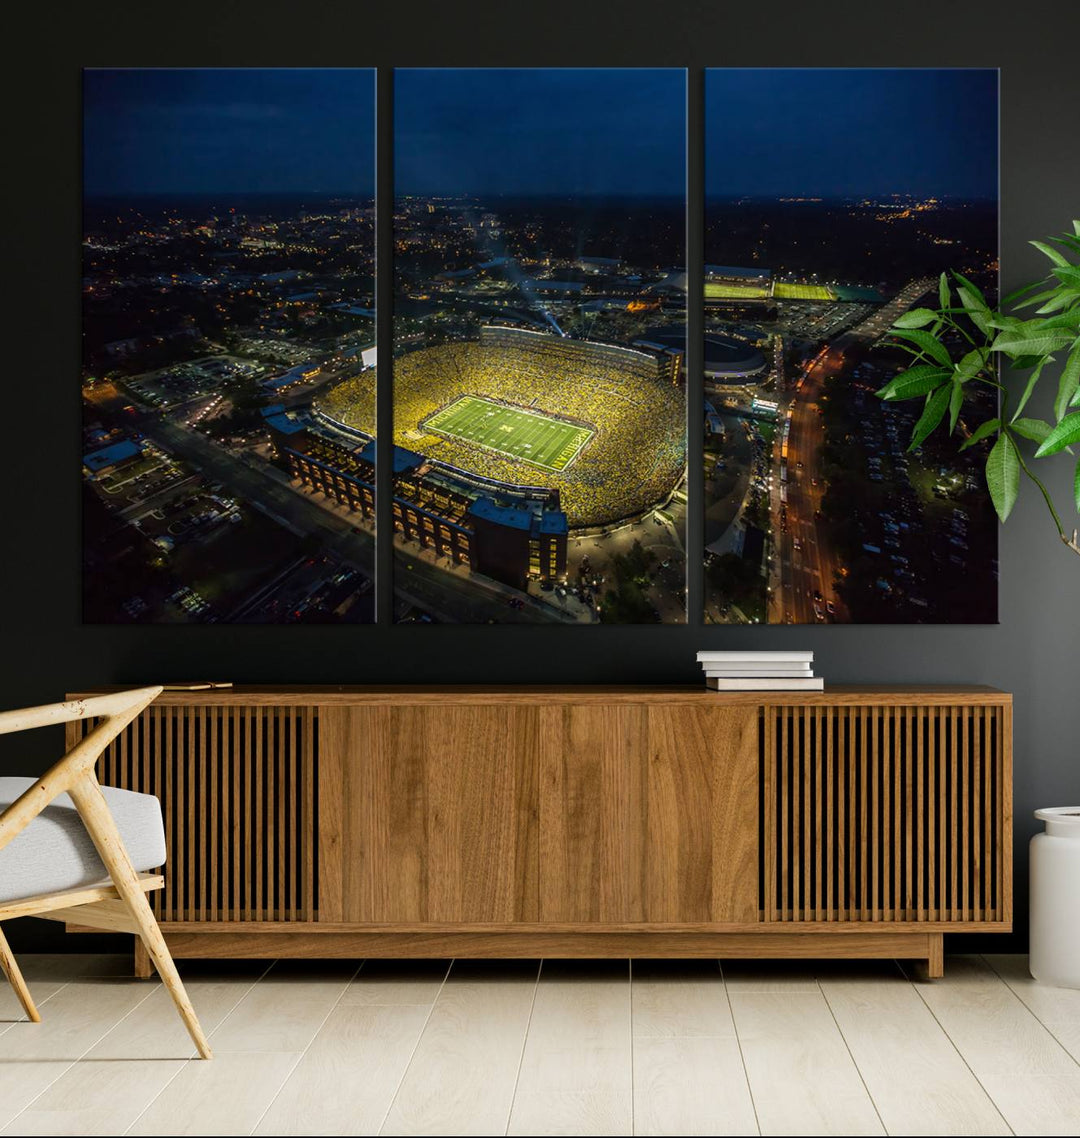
[3,2,1077,951]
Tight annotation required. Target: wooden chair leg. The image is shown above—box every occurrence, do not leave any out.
[0,925,40,1023]
[69,777,213,1059]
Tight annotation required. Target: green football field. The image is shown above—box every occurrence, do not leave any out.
[424,395,594,473]
[704,282,770,300]
[773,282,839,301]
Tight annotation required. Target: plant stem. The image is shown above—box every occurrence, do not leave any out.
[1011,438,1080,557]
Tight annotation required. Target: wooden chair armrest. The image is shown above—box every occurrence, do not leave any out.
[0,686,162,853]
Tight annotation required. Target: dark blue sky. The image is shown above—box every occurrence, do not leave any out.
[395,69,687,197]
[706,69,998,200]
[83,69,376,197]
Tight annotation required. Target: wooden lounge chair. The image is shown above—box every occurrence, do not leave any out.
[0,686,211,1058]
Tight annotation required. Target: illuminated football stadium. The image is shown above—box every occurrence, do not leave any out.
[318,326,687,529]
[635,328,767,383]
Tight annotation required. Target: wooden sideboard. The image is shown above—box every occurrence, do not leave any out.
[66,685,1012,977]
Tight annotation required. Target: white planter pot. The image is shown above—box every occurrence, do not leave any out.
[1030,808,1080,987]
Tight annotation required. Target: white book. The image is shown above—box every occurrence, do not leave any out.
[706,677,824,691]
[705,664,814,673]
[696,650,814,663]
[701,661,812,673]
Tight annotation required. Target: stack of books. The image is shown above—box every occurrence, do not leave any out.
[696,650,823,691]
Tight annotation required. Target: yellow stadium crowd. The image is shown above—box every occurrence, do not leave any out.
[317,336,686,527]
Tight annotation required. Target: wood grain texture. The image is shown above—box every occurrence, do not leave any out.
[539,704,758,924]
[322,704,540,924]
[127,1050,301,1137]
[61,685,1011,971]
[0,927,39,1022]
[731,990,885,1136]
[633,1036,758,1137]
[381,960,539,1136]
[819,971,1009,1136]
[252,1004,431,1136]
[508,961,632,1137]
[69,684,1011,707]
[155,930,939,960]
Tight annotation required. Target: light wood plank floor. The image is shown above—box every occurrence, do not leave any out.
[2,954,1079,1135]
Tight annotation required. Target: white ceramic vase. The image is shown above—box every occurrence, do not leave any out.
[1030,808,1080,988]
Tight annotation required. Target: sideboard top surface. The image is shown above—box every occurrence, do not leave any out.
[68,684,1011,707]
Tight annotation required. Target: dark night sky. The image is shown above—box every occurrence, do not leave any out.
[394,69,687,197]
[83,69,376,197]
[83,68,995,201]
[706,69,998,200]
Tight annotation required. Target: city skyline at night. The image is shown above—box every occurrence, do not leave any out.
[703,67,998,626]
[81,66,999,625]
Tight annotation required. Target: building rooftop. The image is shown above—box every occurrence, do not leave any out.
[83,439,141,473]
[469,497,534,531]
[538,510,569,535]
[263,414,305,436]
[360,440,425,475]
[705,264,773,281]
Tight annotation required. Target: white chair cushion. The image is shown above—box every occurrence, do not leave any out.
[0,777,166,904]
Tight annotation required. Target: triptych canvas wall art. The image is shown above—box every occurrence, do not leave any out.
[81,67,998,626]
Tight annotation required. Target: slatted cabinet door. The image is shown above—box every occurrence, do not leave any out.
[69,702,318,923]
[762,702,1009,926]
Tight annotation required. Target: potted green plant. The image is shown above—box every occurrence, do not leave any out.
[875,220,1080,558]
[877,223,1080,987]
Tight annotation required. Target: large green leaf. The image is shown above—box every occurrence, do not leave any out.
[1010,357,1049,421]
[938,271,950,310]
[1004,279,1050,306]
[985,433,1020,522]
[954,349,987,382]
[875,365,950,401]
[888,328,953,367]
[1015,286,1065,310]
[893,308,938,329]
[1009,417,1052,444]
[951,271,988,309]
[1031,240,1070,268]
[957,288,991,334]
[1010,354,1045,371]
[960,418,1001,451]
[1035,412,1080,457]
[948,379,964,434]
[1052,265,1080,288]
[1055,343,1080,423]
[1036,289,1080,315]
[1038,311,1080,332]
[992,328,1074,357]
[908,383,952,452]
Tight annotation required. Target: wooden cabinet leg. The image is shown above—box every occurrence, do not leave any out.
[927,933,944,979]
[134,937,151,980]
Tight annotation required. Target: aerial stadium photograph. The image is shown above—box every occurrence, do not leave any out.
[81,68,377,624]
[701,68,999,625]
[327,67,687,624]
